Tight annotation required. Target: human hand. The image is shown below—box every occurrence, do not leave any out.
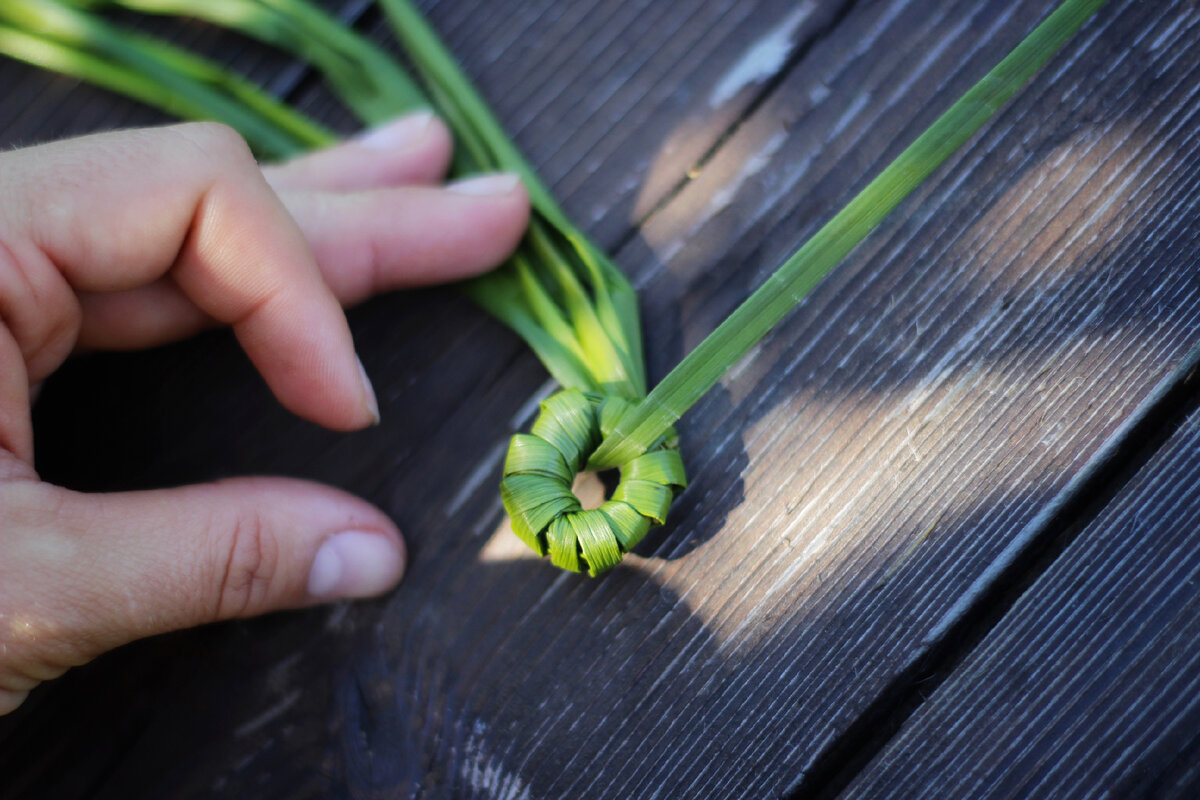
[0,116,530,714]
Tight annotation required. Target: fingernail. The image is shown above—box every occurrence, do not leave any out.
[355,111,434,150]
[308,530,405,599]
[357,356,380,425]
[449,173,522,196]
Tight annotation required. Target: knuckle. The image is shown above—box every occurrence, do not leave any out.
[0,478,60,530]
[0,233,80,381]
[178,121,256,171]
[213,511,281,620]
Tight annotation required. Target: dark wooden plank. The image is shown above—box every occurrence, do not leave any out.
[384,2,1200,796]
[415,0,857,246]
[500,2,1200,794]
[342,0,859,249]
[598,2,1200,793]
[843,384,1200,799]
[2,0,1200,798]
[0,1,855,796]
[0,0,848,250]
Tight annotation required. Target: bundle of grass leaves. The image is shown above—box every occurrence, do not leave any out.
[0,0,1106,575]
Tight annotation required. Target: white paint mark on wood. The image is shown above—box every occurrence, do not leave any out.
[510,378,558,428]
[461,719,533,800]
[446,439,508,517]
[234,689,301,738]
[324,600,351,630]
[266,651,303,690]
[709,3,816,107]
[1148,9,1191,51]
[826,91,872,142]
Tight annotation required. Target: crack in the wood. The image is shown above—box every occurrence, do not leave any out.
[783,342,1200,799]
[612,0,864,255]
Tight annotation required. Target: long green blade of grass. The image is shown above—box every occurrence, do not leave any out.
[377,0,648,395]
[588,0,1108,469]
[0,0,333,157]
[68,0,428,124]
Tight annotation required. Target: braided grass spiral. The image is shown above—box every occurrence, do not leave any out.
[500,389,687,576]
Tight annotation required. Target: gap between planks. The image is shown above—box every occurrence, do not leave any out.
[325,5,1200,793]
[784,344,1200,799]
[304,4,1200,796]
[91,3,1200,795]
[611,0,863,255]
[272,4,1200,796]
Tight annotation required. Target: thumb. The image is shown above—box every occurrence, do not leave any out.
[1,477,404,710]
[62,478,406,631]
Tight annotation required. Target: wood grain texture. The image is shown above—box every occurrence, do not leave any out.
[1,0,1199,798]
[843,390,1200,799]
[0,0,849,250]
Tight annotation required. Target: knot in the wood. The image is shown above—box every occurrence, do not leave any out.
[500,389,687,576]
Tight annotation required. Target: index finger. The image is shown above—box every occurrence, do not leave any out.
[0,123,378,431]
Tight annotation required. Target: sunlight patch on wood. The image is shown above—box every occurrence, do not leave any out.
[479,516,542,565]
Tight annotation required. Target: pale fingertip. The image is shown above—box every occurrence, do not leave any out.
[357,356,381,426]
[354,111,436,151]
[307,530,405,599]
[0,688,30,717]
[448,173,523,196]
